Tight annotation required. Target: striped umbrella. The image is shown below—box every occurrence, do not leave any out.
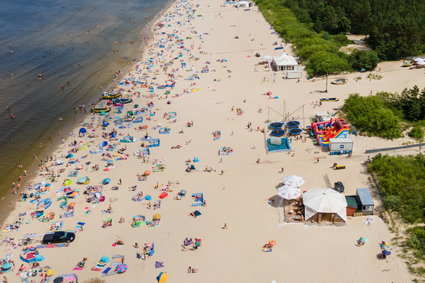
[116,264,128,273]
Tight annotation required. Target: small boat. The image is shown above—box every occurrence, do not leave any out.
[331,78,348,85]
[102,91,121,99]
[320,98,340,102]
[91,106,111,113]
[402,60,413,67]
[113,98,132,105]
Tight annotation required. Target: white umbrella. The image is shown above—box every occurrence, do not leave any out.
[262,55,273,61]
[277,185,302,200]
[282,175,305,187]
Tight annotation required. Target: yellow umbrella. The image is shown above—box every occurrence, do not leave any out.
[46,269,54,277]
[156,272,169,282]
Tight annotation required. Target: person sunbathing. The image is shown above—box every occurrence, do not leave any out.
[76,258,87,269]
[187,266,198,273]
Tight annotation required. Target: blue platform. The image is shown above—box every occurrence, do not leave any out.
[266,137,291,152]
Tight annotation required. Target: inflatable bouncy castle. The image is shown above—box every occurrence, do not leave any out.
[311,118,349,147]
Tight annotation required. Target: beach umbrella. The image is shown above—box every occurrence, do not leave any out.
[79,128,87,134]
[194,210,202,217]
[102,121,109,127]
[277,185,302,200]
[156,272,169,282]
[38,198,52,209]
[282,175,305,187]
[63,179,72,186]
[1,262,12,271]
[100,256,110,263]
[116,264,128,273]
[102,178,111,185]
[382,250,391,256]
[46,269,55,277]
[77,176,89,184]
[149,243,155,257]
[65,154,74,159]
[102,141,108,147]
[145,195,152,201]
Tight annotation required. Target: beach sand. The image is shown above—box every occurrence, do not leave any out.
[0,0,423,282]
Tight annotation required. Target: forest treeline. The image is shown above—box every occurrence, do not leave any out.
[254,0,378,75]
[285,0,425,60]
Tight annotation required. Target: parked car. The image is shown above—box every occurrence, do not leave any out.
[42,231,75,244]
[334,181,345,193]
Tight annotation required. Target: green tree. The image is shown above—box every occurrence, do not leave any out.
[349,50,379,71]
[342,94,402,138]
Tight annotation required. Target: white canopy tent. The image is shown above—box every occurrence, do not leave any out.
[303,188,347,222]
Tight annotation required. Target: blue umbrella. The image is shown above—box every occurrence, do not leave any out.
[145,195,152,201]
[102,121,109,127]
[102,141,108,147]
[2,262,12,270]
[79,128,87,134]
[100,256,110,263]
[65,153,74,158]
[149,243,155,256]
[382,250,391,256]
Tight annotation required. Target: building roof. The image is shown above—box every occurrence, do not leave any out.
[356,188,374,206]
[303,188,347,222]
[273,53,298,66]
[413,58,425,65]
[329,138,353,143]
[345,196,359,209]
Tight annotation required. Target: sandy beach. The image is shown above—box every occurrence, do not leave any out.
[1,0,424,282]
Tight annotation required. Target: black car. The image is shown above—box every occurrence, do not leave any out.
[334,181,345,193]
[42,231,75,244]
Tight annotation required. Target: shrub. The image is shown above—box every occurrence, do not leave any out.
[368,154,425,224]
[406,227,425,260]
[408,125,424,141]
[349,50,379,71]
[342,94,402,139]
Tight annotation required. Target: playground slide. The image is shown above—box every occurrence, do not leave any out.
[322,128,345,143]
[323,128,339,141]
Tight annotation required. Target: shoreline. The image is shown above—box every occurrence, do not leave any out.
[0,0,175,227]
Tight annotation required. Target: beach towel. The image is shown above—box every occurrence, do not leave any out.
[102,267,112,275]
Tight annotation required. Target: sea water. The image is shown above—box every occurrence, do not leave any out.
[0,0,169,194]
